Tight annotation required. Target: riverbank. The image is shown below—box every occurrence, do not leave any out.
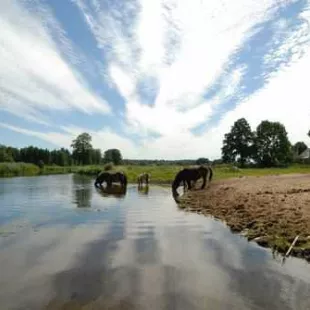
[179,173,310,262]
[2,162,310,182]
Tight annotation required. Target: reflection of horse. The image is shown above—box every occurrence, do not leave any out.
[94,171,127,188]
[137,173,150,186]
[96,184,127,198]
[138,184,149,195]
[172,165,213,198]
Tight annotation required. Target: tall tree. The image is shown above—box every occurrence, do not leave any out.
[221,118,254,167]
[254,120,292,167]
[103,148,123,165]
[91,149,102,165]
[293,141,308,156]
[71,133,93,165]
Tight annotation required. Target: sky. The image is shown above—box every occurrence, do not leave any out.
[0,0,310,160]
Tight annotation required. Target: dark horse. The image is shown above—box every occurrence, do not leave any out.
[172,165,213,198]
[94,171,127,189]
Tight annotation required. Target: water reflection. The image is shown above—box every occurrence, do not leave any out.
[137,184,149,195]
[95,184,127,198]
[1,176,310,309]
[72,174,92,208]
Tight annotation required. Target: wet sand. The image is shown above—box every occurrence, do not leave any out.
[180,174,310,261]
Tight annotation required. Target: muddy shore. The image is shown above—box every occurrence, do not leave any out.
[179,174,310,262]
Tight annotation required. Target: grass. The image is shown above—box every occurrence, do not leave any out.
[1,162,310,181]
[75,164,181,183]
[0,162,40,177]
[213,164,310,180]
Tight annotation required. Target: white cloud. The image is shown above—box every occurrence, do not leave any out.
[108,64,135,99]
[0,122,139,158]
[0,123,73,147]
[220,52,310,146]
[1,0,310,160]
[74,0,279,139]
[0,0,110,124]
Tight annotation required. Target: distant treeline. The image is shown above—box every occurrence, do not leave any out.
[0,145,78,166]
[0,144,214,167]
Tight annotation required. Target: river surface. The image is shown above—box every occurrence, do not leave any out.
[1,174,310,310]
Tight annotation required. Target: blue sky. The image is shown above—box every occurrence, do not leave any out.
[0,0,309,159]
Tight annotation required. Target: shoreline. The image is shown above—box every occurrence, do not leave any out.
[179,174,310,262]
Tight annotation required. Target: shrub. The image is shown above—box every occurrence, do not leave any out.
[103,162,114,171]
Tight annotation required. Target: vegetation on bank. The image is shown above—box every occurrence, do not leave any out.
[0,162,40,177]
[1,117,309,179]
[2,162,310,181]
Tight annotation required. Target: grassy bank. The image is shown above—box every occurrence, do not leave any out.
[1,162,310,181]
[75,164,181,183]
[214,164,310,179]
[0,162,40,177]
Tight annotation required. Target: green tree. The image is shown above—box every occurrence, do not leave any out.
[0,145,14,162]
[293,141,308,156]
[71,133,93,165]
[103,148,122,165]
[196,157,209,165]
[254,120,292,167]
[91,149,102,164]
[221,118,254,167]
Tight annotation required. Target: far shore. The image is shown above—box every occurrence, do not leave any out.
[2,162,310,182]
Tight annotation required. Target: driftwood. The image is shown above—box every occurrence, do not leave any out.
[285,235,299,257]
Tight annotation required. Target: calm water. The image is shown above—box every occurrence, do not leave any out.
[1,174,310,310]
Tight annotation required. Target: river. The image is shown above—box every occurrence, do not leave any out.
[1,174,310,309]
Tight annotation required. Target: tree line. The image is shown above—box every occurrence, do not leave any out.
[0,133,123,167]
[0,131,211,167]
[1,122,308,168]
[221,118,310,167]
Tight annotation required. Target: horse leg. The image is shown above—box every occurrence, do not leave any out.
[201,174,206,189]
[107,178,112,188]
[187,179,192,190]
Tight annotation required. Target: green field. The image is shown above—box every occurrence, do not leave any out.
[1,162,310,182]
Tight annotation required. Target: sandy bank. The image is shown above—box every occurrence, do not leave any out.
[180,174,310,261]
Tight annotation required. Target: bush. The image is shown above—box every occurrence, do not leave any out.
[103,162,114,171]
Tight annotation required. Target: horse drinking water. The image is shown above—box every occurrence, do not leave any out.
[137,173,150,187]
[94,171,127,189]
[171,165,213,199]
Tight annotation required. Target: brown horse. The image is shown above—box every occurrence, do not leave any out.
[137,172,150,186]
[94,171,127,188]
[172,165,213,199]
